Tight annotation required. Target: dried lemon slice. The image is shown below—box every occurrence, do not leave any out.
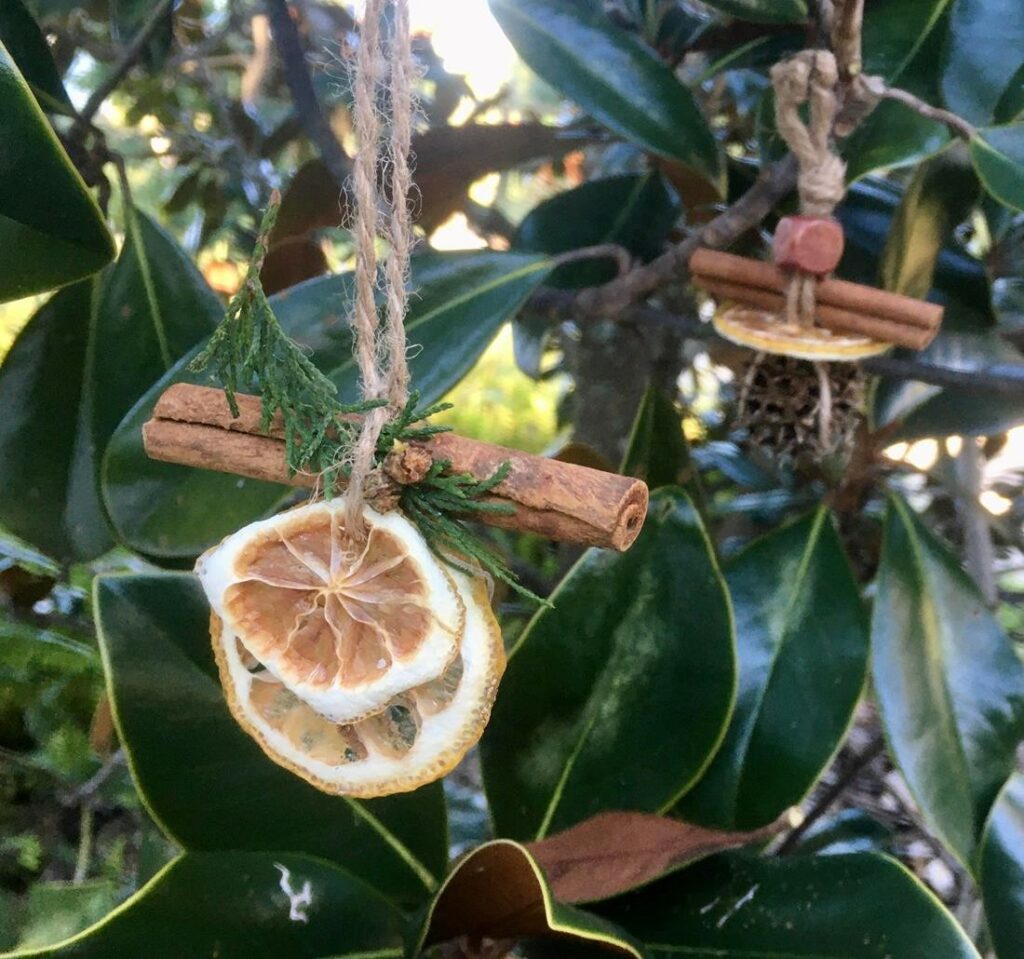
[196,500,464,724]
[211,568,505,797]
[714,305,891,361]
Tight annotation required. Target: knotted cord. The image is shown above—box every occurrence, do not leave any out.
[771,50,846,329]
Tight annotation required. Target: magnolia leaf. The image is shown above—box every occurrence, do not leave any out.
[596,853,982,958]
[678,509,869,831]
[482,488,736,840]
[971,123,1024,212]
[871,496,1024,869]
[943,0,1024,125]
[0,0,71,112]
[3,852,404,959]
[980,773,1024,959]
[93,573,447,906]
[409,841,641,959]
[489,0,722,189]
[0,40,114,303]
[526,812,779,904]
[0,282,111,561]
[92,205,221,461]
[514,173,680,288]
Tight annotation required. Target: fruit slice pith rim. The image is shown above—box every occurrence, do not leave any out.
[212,569,506,798]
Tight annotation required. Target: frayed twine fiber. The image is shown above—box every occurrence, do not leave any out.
[345,0,416,540]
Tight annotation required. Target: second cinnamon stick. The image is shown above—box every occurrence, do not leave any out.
[690,248,943,332]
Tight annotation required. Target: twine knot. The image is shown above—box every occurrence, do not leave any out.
[771,50,847,327]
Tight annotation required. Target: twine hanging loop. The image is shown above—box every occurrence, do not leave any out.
[345,0,416,541]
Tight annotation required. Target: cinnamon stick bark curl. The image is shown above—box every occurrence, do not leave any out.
[144,384,649,551]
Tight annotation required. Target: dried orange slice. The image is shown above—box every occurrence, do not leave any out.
[211,567,505,797]
[714,306,891,361]
[196,501,464,724]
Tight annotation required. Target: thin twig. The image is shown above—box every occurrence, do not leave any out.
[265,0,352,189]
[881,85,977,141]
[75,0,178,128]
[551,243,633,276]
[777,735,886,855]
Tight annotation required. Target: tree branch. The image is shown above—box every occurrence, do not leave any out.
[532,294,1024,395]
[881,85,977,141]
[265,0,351,190]
[572,154,800,318]
[76,0,177,127]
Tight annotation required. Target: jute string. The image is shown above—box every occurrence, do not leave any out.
[771,50,846,329]
[345,0,416,540]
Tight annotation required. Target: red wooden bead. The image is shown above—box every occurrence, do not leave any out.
[773,216,845,275]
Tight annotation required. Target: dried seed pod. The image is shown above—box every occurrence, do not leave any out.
[737,352,866,469]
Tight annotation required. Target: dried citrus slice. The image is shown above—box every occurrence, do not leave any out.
[196,500,463,724]
[714,306,891,361]
[211,568,505,797]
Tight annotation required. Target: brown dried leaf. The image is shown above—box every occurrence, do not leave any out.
[528,811,781,904]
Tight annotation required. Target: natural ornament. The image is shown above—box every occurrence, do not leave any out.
[695,49,945,362]
[142,0,649,797]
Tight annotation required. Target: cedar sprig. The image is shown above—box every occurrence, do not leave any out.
[191,193,547,604]
[189,191,384,496]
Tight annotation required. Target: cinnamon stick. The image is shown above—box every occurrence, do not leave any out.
[696,277,937,350]
[690,248,943,333]
[144,384,649,551]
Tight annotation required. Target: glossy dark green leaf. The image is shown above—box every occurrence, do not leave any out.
[92,206,220,450]
[597,853,981,958]
[514,173,680,288]
[796,809,893,857]
[3,852,403,958]
[621,387,706,519]
[868,154,1024,439]
[0,41,114,303]
[872,327,1024,440]
[994,63,1024,124]
[698,0,806,23]
[410,841,641,959]
[861,0,952,81]
[980,773,1024,959]
[943,0,1024,125]
[844,2,954,181]
[971,124,1024,212]
[0,0,71,112]
[101,251,552,558]
[93,573,447,905]
[678,510,868,830]
[489,0,722,188]
[871,497,1024,868]
[0,283,111,561]
[482,488,736,840]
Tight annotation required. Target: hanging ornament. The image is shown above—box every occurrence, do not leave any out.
[694,50,944,362]
[141,0,648,798]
